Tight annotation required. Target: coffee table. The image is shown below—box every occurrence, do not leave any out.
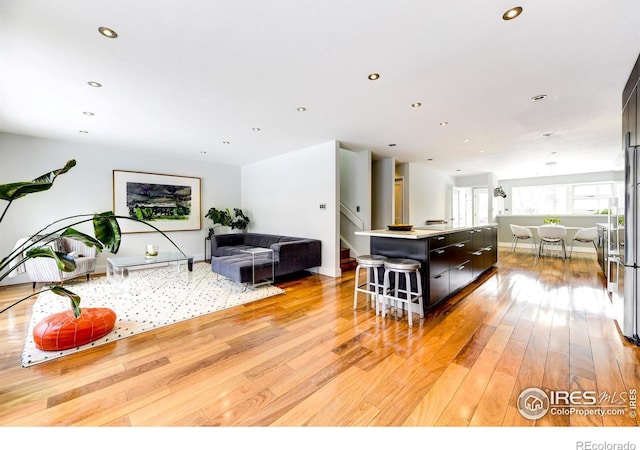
[107,252,194,283]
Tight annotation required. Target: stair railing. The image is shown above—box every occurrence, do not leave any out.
[340,202,365,259]
[340,202,364,231]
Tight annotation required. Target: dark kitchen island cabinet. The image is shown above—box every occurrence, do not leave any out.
[356,224,497,314]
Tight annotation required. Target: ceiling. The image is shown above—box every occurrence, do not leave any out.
[1,0,639,180]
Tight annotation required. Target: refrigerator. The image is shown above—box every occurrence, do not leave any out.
[621,132,640,345]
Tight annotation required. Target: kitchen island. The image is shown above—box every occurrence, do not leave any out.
[355,224,498,313]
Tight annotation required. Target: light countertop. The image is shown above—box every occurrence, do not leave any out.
[355,224,497,240]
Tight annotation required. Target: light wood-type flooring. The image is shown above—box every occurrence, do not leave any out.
[1,248,639,427]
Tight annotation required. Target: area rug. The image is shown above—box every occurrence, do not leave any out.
[21,262,285,367]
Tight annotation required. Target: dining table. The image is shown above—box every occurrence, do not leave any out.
[524,225,582,258]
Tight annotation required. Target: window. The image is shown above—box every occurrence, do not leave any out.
[511,182,623,215]
[572,183,615,214]
[511,185,567,215]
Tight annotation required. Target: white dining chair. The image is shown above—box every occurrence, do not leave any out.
[509,224,537,255]
[569,227,598,258]
[538,224,568,259]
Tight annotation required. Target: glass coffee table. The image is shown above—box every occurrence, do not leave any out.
[107,252,194,284]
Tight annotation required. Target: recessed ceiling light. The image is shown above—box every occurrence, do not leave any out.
[368,73,380,80]
[427,158,433,161]
[479,150,485,153]
[411,102,422,108]
[79,130,88,134]
[531,94,547,102]
[200,151,207,154]
[463,138,470,142]
[87,81,102,88]
[82,111,95,116]
[98,27,118,39]
[388,144,396,147]
[456,169,462,172]
[222,141,230,144]
[297,107,307,112]
[543,133,553,137]
[252,127,261,131]
[502,6,523,20]
[439,121,448,126]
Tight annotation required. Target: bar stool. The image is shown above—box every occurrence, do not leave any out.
[380,258,424,327]
[353,255,388,310]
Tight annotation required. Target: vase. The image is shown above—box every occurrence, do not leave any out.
[145,244,159,257]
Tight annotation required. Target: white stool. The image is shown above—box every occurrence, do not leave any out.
[380,258,424,327]
[353,255,388,310]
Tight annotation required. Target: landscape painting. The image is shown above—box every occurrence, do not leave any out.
[113,170,201,233]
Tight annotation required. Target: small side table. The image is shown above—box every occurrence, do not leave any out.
[240,248,274,288]
[204,235,211,262]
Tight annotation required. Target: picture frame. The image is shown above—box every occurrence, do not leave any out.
[113,170,201,233]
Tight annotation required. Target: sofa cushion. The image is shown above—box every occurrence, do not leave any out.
[242,233,283,249]
[211,254,274,284]
[214,245,256,257]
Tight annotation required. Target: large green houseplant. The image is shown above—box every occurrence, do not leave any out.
[0,160,184,317]
[205,207,250,235]
[231,208,250,231]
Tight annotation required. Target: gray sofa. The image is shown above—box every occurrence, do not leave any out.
[210,233,321,283]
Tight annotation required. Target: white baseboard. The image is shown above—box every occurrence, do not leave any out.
[498,241,596,253]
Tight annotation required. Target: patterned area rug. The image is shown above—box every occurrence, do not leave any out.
[21,262,285,367]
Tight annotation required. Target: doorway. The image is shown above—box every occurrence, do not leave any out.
[473,188,489,225]
[452,186,473,227]
[394,177,404,224]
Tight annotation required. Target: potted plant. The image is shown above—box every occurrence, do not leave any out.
[543,216,561,224]
[205,207,232,236]
[231,208,250,232]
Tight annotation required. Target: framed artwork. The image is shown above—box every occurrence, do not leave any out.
[113,170,201,233]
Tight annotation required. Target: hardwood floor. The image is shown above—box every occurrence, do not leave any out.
[1,248,639,428]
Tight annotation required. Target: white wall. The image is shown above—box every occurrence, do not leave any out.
[339,147,371,257]
[372,157,395,229]
[0,132,241,285]
[407,162,455,225]
[241,141,340,277]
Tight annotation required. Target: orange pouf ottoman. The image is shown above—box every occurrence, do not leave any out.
[33,307,117,351]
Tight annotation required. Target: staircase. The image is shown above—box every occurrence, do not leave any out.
[340,247,357,272]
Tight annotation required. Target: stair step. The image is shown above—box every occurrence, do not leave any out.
[340,247,350,259]
[340,257,357,271]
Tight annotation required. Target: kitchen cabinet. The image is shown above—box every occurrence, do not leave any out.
[470,225,498,278]
[428,231,472,304]
[364,224,497,313]
[622,53,640,146]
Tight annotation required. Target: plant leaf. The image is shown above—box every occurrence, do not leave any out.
[25,246,77,272]
[93,212,121,253]
[0,160,76,201]
[50,285,82,318]
[60,227,104,252]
